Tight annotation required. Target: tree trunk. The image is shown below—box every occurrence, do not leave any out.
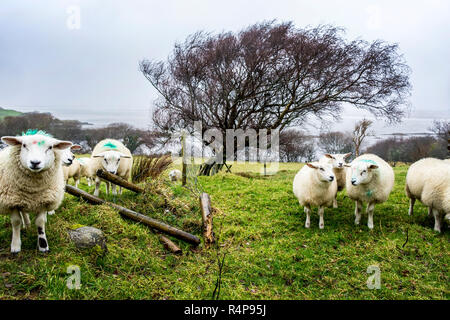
[96,169,144,193]
[65,185,200,245]
[199,192,215,248]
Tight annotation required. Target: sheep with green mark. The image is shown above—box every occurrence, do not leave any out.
[0,131,72,253]
[91,139,133,197]
[345,154,394,230]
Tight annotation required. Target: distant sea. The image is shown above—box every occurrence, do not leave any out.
[12,105,449,147]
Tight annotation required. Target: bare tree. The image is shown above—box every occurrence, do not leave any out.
[279,129,315,162]
[318,131,353,155]
[352,119,373,157]
[140,21,411,174]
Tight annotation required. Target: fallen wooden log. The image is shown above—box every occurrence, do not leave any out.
[158,234,182,255]
[96,169,144,194]
[65,185,200,246]
[199,192,215,248]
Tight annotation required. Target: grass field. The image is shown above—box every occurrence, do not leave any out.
[0,161,448,299]
[0,108,23,120]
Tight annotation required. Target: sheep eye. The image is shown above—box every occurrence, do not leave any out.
[105,159,108,164]
[319,168,325,171]
[48,146,53,151]
[23,144,27,148]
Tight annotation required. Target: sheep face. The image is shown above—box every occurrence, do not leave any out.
[93,150,131,174]
[61,144,82,167]
[306,163,335,183]
[324,153,352,169]
[1,134,72,172]
[348,160,379,186]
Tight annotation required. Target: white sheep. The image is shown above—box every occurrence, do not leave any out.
[78,157,95,186]
[293,162,337,229]
[405,158,443,217]
[413,159,450,232]
[319,152,352,208]
[169,169,182,182]
[0,130,72,253]
[345,154,394,230]
[91,139,133,196]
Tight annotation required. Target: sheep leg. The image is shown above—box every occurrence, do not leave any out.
[10,211,22,254]
[111,183,117,195]
[75,179,80,188]
[432,208,441,233]
[106,181,110,195]
[119,186,122,195]
[304,206,311,228]
[87,178,92,187]
[94,177,101,196]
[19,211,31,229]
[427,206,432,217]
[408,198,415,216]
[333,192,338,208]
[318,206,325,229]
[367,202,375,230]
[354,201,362,225]
[36,211,49,253]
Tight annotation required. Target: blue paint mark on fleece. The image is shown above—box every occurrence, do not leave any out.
[103,142,117,149]
[21,129,53,137]
[358,159,377,165]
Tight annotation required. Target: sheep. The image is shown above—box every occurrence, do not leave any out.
[91,139,133,196]
[293,162,337,229]
[319,152,352,208]
[411,159,450,233]
[78,157,95,186]
[405,158,443,217]
[0,130,72,253]
[345,154,395,230]
[169,169,182,182]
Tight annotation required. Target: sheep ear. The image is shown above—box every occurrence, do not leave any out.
[92,152,106,158]
[369,164,379,170]
[119,153,132,158]
[1,136,22,146]
[324,154,335,159]
[53,140,73,150]
[71,144,82,151]
[344,152,352,158]
[306,163,318,169]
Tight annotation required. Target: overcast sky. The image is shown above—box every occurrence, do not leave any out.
[0,0,449,129]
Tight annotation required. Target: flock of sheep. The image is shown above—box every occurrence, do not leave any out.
[0,130,133,254]
[293,152,450,232]
[0,129,448,255]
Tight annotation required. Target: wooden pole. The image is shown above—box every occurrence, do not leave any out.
[65,185,200,246]
[96,169,144,194]
[199,192,215,248]
[158,234,182,255]
[181,133,187,186]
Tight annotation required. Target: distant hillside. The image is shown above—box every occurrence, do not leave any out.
[0,107,23,120]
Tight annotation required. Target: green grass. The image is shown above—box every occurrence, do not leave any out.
[0,108,23,120]
[0,162,448,300]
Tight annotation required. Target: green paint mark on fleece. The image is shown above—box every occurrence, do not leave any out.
[21,129,53,137]
[103,142,117,149]
[37,140,45,146]
[358,159,377,166]
[366,189,373,197]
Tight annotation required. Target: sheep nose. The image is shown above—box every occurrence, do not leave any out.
[30,160,41,169]
[351,179,357,185]
[338,163,343,167]
[109,170,116,174]
[329,176,334,181]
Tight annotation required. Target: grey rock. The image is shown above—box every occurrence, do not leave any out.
[68,226,107,250]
